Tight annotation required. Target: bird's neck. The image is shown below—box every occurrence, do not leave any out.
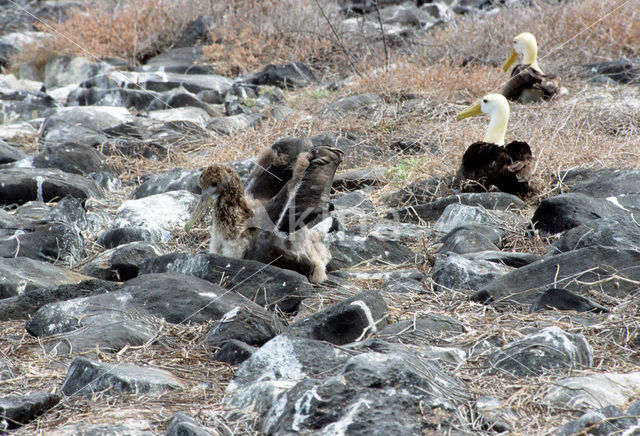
[523,46,542,73]
[214,186,251,239]
[484,111,509,146]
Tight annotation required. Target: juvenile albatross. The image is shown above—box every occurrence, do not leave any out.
[184,144,344,283]
[501,32,560,103]
[455,93,534,197]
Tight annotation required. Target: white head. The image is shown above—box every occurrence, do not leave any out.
[456,93,510,145]
[502,32,542,73]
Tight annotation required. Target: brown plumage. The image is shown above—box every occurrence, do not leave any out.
[456,141,534,197]
[185,144,344,282]
[502,64,560,103]
[246,137,311,202]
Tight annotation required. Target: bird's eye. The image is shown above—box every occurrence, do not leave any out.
[482,99,487,103]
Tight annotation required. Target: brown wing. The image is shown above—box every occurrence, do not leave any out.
[456,141,533,197]
[246,137,311,201]
[265,146,344,234]
[502,64,559,102]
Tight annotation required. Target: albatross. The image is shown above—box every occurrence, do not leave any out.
[184,142,344,283]
[501,32,560,103]
[455,93,534,197]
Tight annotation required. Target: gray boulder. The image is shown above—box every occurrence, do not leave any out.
[0,257,89,299]
[132,168,200,199]
[61,357,183,396]
[473,246,640,305]
[0,167,104,206]
[82,241,163,281]
[487,326,593,377]
[284,290,388,345]
[327,230,415,271]
[532,193,625,235]
[432,252,512,293]
[247,62,316,88]
[0,391,61,430]
[390,192,525,223]
[140,253,313,312]
[549,215,640,255]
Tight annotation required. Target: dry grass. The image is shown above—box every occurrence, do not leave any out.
[12,0,212,71]
[0,318,254,435]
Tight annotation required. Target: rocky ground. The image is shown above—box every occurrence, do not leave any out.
[0,0,639,435]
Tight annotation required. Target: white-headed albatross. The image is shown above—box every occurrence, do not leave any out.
[455,93,534,197]
[501,32,560,103]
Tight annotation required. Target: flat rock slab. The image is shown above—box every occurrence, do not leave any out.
[97,227,158,249]
[0,139,27,163]
[283,290,388,345]
[0,391,61,429]
[39,106,133,146]
[435,203,524,234]
[432,252,512,293]
[567,168,640,197]
[0,257,90,299]
[44,319,158,355]
[549,215,640,255]
[327,231,415,271]
[206,113,265,135]
[247,62,316,88]
[46,423,155,436]
[206,305,284,348]
[258,342,468,435]
[0,278,116,321]
[437,224,503,254]
[114,190,197,241]
[28,273,270,340]
[487,326,593,377]
[140,253,313,312]
[131,168,200,199]
[332,167,387,191]
[461,250,541,268]
[545,372,640,410]
[389,192,525,223]
[376,314,464,344]
[213,340,257,366]
[32,142,110,175]
[0,167,104,206]
[555,404,639,436]
[532,193,626,235]
[473,246,640,306]
[0,219,85,263]
[165,412,214,436]
[61,357,183,396]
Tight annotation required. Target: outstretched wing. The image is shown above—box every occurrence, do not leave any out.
[246,137,311,201]
[266,146,344,234]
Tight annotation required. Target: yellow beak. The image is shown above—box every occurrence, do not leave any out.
[456,102,482,121]
[502,48,518,73]
[184,189,214,233]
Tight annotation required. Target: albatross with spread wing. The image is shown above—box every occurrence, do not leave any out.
[184,142,343,283]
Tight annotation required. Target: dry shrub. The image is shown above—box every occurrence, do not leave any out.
[202,0,340,75]
[15,0,207,70]
[351,60,503,100]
